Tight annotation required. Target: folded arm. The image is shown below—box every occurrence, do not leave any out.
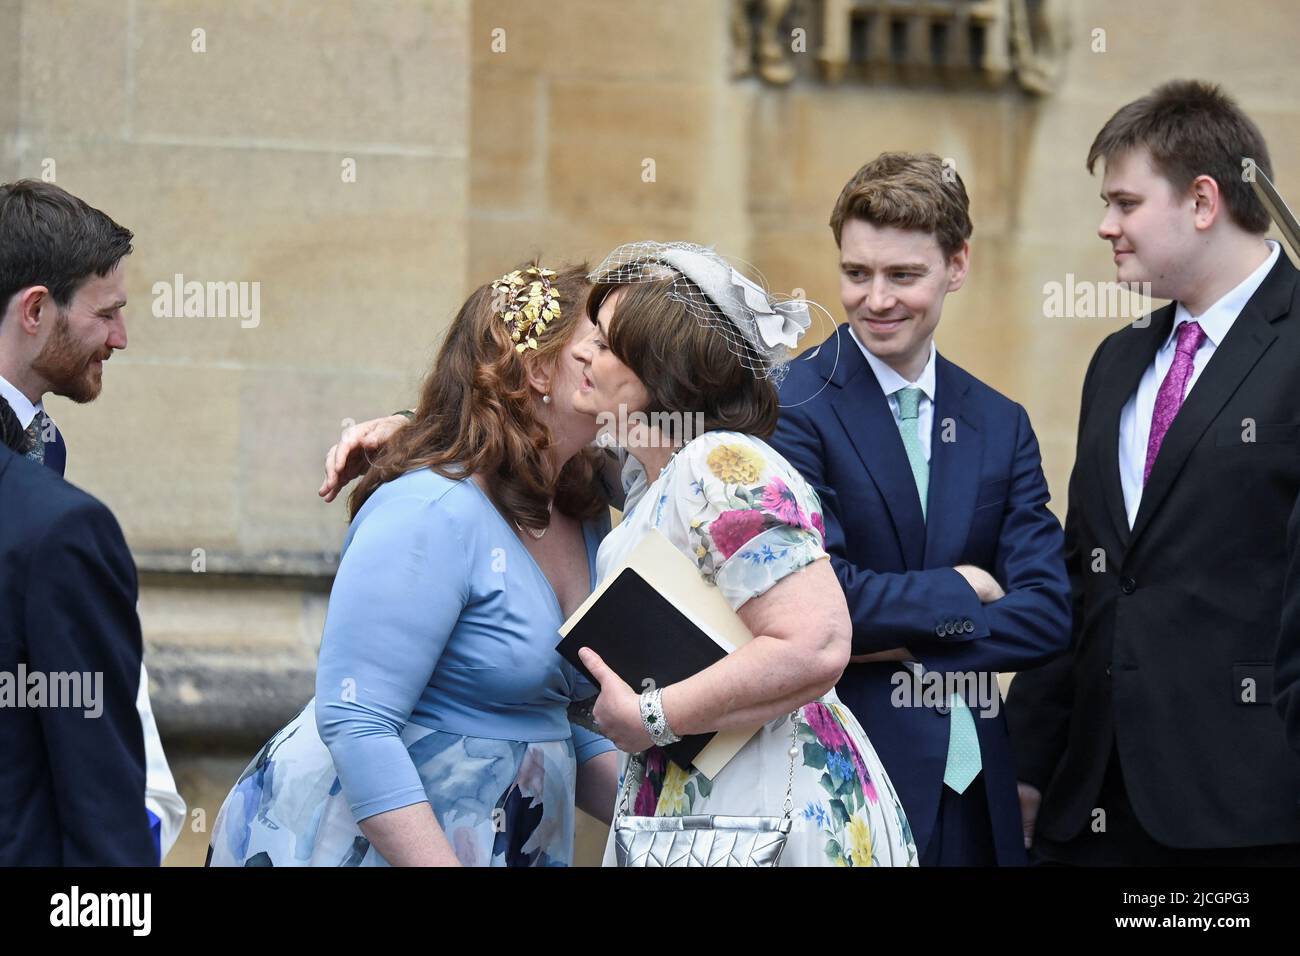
[912,405,1071,676]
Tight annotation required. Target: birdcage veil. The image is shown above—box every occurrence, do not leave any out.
[587,241,818,389]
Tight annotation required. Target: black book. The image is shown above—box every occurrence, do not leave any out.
[558,567,729,770]
[557,528,759,777]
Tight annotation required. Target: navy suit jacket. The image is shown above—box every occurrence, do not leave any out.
[0,444,154,865]
[771,325,1071,865]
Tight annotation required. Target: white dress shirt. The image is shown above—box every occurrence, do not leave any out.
[137,662,187,859]
[850,326,937,462]
[1118,240,1281,527]
[0,372,43,429]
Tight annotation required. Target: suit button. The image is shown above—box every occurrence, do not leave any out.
[936,703,950,715]
[1106,665,1112,677]
[963,620,975,634]
[945,621,957,635]
[1120,577,1136,594]
[935,623,947,637]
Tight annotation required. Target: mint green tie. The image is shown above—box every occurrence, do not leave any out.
[943,693,982,793]
[895,387,928,520]
[895,387,982,792]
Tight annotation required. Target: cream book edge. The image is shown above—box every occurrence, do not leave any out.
[558,527,760,779]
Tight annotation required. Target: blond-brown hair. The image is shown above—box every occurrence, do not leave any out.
[828,151,972,258]
[1087,80,1272,234]
[349,261,608,529]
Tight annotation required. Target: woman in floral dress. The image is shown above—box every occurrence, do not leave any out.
[572,242,917,866]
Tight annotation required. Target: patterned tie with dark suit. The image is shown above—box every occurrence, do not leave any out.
[26,411,66,477]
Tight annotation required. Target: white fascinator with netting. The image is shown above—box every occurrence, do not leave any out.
[588,241,819,389]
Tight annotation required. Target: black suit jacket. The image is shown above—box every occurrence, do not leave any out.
[1007,250,1300,849]
[0,445,155,865]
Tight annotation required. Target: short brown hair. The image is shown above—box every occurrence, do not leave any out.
[829,151,973,258]
[587,276,779,440]
[0,179,133,324]
[1087,80,1272,234]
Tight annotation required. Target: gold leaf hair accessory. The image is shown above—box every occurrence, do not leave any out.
[490,265,562,353]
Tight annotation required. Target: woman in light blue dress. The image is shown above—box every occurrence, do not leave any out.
[207,263,619,866]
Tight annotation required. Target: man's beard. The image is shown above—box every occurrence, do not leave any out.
[30,312,109,404]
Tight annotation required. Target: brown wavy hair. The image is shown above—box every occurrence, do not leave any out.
[349,262,608,529]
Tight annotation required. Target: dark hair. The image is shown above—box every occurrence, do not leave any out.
[349,262,608,527]
[1087,80,1272,234]
[0,396,32,454]
[586,276,780,440]
[829,151,973,258]
[0,180,134,325]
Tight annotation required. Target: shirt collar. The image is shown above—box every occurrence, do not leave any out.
[849,325,937,403]
[0,373,42,429]
[1166,240,1281,351]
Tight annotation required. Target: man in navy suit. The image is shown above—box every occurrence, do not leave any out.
[0,428,155,865]
[0,179,185,862]
[771,152,1071,865]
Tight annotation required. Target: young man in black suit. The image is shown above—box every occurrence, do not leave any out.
[1007,80,1300,864]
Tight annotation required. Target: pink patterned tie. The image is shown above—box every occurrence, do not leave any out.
[1143,320,1206,485]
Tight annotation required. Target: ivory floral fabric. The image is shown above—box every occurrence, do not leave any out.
[598,432,917,866]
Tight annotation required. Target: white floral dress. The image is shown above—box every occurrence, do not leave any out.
[599,431,917,866]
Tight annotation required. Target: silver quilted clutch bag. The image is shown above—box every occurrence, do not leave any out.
[614,813,792,867]
[612,711,800,867]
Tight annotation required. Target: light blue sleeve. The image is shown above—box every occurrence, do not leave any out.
[568,668,617,764]
[572,723,616,764]
[314,490,470,823]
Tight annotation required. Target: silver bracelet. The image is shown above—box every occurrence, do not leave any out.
[638,688,682,746]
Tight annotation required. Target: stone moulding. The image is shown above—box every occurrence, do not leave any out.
[134,548,340,581]
[731,0,1068,94]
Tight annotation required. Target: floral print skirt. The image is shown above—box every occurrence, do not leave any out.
[603,690,917,867]
[207,699,578,867]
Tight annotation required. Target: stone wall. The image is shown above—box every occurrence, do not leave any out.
[4,0,471,865]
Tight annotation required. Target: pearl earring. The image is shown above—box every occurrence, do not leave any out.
[542,394,551,404]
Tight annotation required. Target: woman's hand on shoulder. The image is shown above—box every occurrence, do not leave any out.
[319,414,410,502]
